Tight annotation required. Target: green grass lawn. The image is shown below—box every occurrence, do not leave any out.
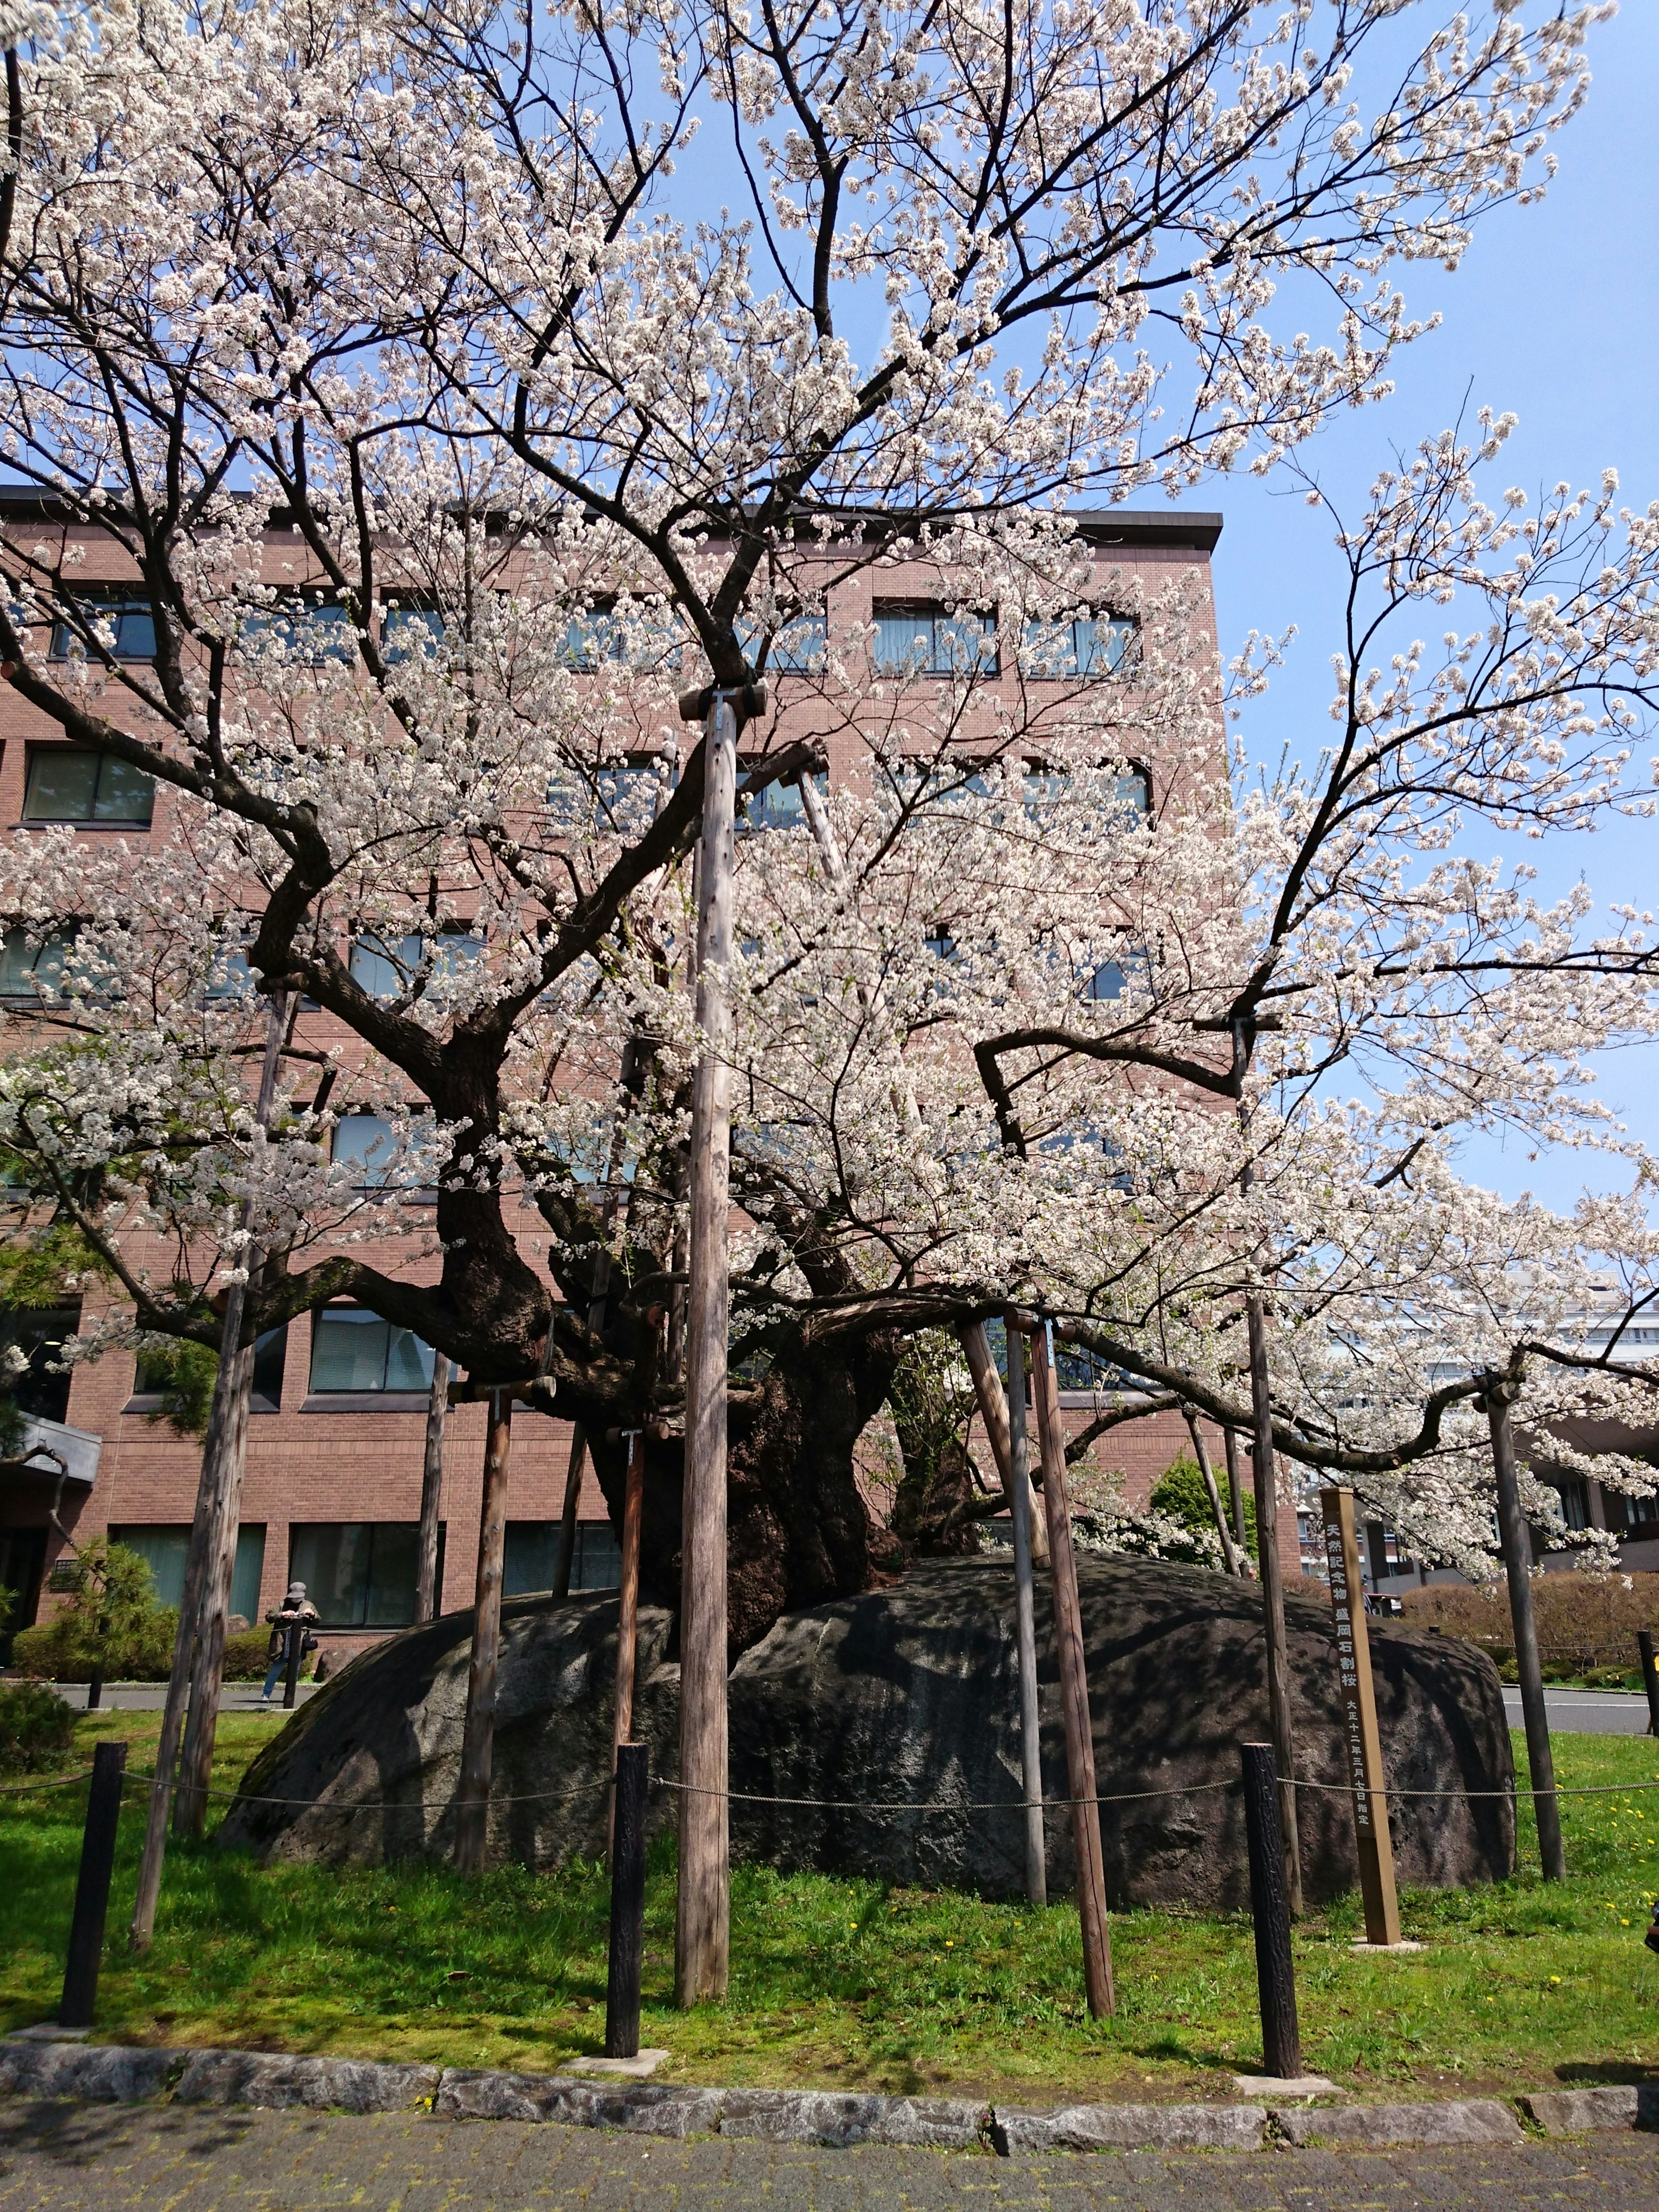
[2,1712,1658,2107]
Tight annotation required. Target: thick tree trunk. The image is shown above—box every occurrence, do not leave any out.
[890,1433,981,1556]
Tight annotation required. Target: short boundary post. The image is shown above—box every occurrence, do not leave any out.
[1241,1740,1301,2080]
[606,1743,649,2059]
[60,1740,127,2030]
[1639,1631,1659,1740]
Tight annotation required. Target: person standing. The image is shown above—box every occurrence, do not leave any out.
[260,1582,319,1701]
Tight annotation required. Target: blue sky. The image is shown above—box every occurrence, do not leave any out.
[1187,4,1659,1213]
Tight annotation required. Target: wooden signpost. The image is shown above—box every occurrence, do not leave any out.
[1319,1486,1401,1947]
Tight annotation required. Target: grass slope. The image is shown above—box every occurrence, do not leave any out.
[0,1712,1657,2106]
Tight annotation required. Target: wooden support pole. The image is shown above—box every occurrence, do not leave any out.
[173,992,289,1842]
[1030,1323,1113,2017]
[1246,1291,1303,1916]
[60,1740,127,2029]
[1224,1426,1249,1561]
[1487,1382,1565,1881]
[454,1389,513,1872]
[131,999,288,1941]
[416,1353,450,1622]
[1185,1407,1244,1577]
[609,1429,646,1856]
[676,693,737,2007]
[1319,1487,1401,1946]
[1241,1742,1302,2079]
[957,1321,1048,1565]
[1004,1328,1047,1908]
[551,1423,587,1601]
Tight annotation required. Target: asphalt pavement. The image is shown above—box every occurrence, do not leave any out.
[1502,1686,1654,1736]
[46,1683,321,1712]
[1,2103,1656,2212]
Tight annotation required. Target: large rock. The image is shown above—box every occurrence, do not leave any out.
[219,1556,1513,1908]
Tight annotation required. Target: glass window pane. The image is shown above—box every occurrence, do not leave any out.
[309,1308,391,1392]
[92,754,156,823]
[289,1523,369,1627]
[0,926,71,996]
[111,606,157,660]
[503,1521,560,1597]
[231,1525,266,1621]
[250,1325,287,1409]
[874,612,933,671]
[363,1524,419,1625]
[206,945,254,998]
[333,1113,397,1185]
[350,933,422,1001]
[383,606,443,663]
[573,1521,621,1591]
[384,1325,435,1392]
[107,1526,190,1609]
[741,770,825,834]
[24,752,99,821]
[430,933,484,982]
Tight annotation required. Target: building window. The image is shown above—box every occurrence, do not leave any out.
[591,760,666,836]
[871,603,998,678]
[0,1302,79,1424]
[740,768,827,834]
[381,604,444,664]
[330,1112,439,1199]
[204,943,256,999]
[1022,613,1138,678]
[737,610,827,675]
[309,1306,435,1394]
[109,1524,266,1622]
[350,931,483,1003]
[0,925,82,1001]
[1079,946,1152,1003]
[503,1519,621,1596]
[49,597,156,662]
[132,1325,288,1414]
[23,748,155,826]
[287,1522,424,1627]
[235,597,354,666]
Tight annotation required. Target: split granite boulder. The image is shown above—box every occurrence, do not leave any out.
[219,1555,1513,1909]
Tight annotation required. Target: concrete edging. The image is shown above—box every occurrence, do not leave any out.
[4,2039,1656,2151]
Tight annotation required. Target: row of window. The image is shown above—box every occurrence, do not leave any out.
[108,1518,621,1629]
[6,746,1152,845]
[28,592,1137,684]
[0,1304,437,1424]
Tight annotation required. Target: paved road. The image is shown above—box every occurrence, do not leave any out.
[0,2104,1656,2212]
[48,1684,321,1712]
[1503,1687,1654,1737]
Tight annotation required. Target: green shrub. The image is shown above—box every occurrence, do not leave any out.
[1148,1454,1258,1564]
[224,1627,272,1681]
[0,1679,76,1775]
[10,1539,178,1681]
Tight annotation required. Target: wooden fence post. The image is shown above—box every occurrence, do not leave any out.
[606,1742,650,2059]
[1319,1487,1401,1945]
[1638,1630,1659,1739]
[609,1429,646,1856]
[1245,1291,1303,1916]
[60,1741,127,2029]
[1241,1741,1301,2079]
[676,693,737,2006]
[1030,1322,1113,2016]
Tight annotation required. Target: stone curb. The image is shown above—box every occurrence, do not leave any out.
[2,2039,1617,2155]
[1273,2098,1523,2149]
[1521,2085,1659,2135]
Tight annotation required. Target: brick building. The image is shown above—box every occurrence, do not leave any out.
[0,497,1297,1659]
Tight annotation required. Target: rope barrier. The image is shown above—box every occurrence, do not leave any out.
[114,1770,614,1814]
[0,1767,97,1797]
[655,1777,1242,1813]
